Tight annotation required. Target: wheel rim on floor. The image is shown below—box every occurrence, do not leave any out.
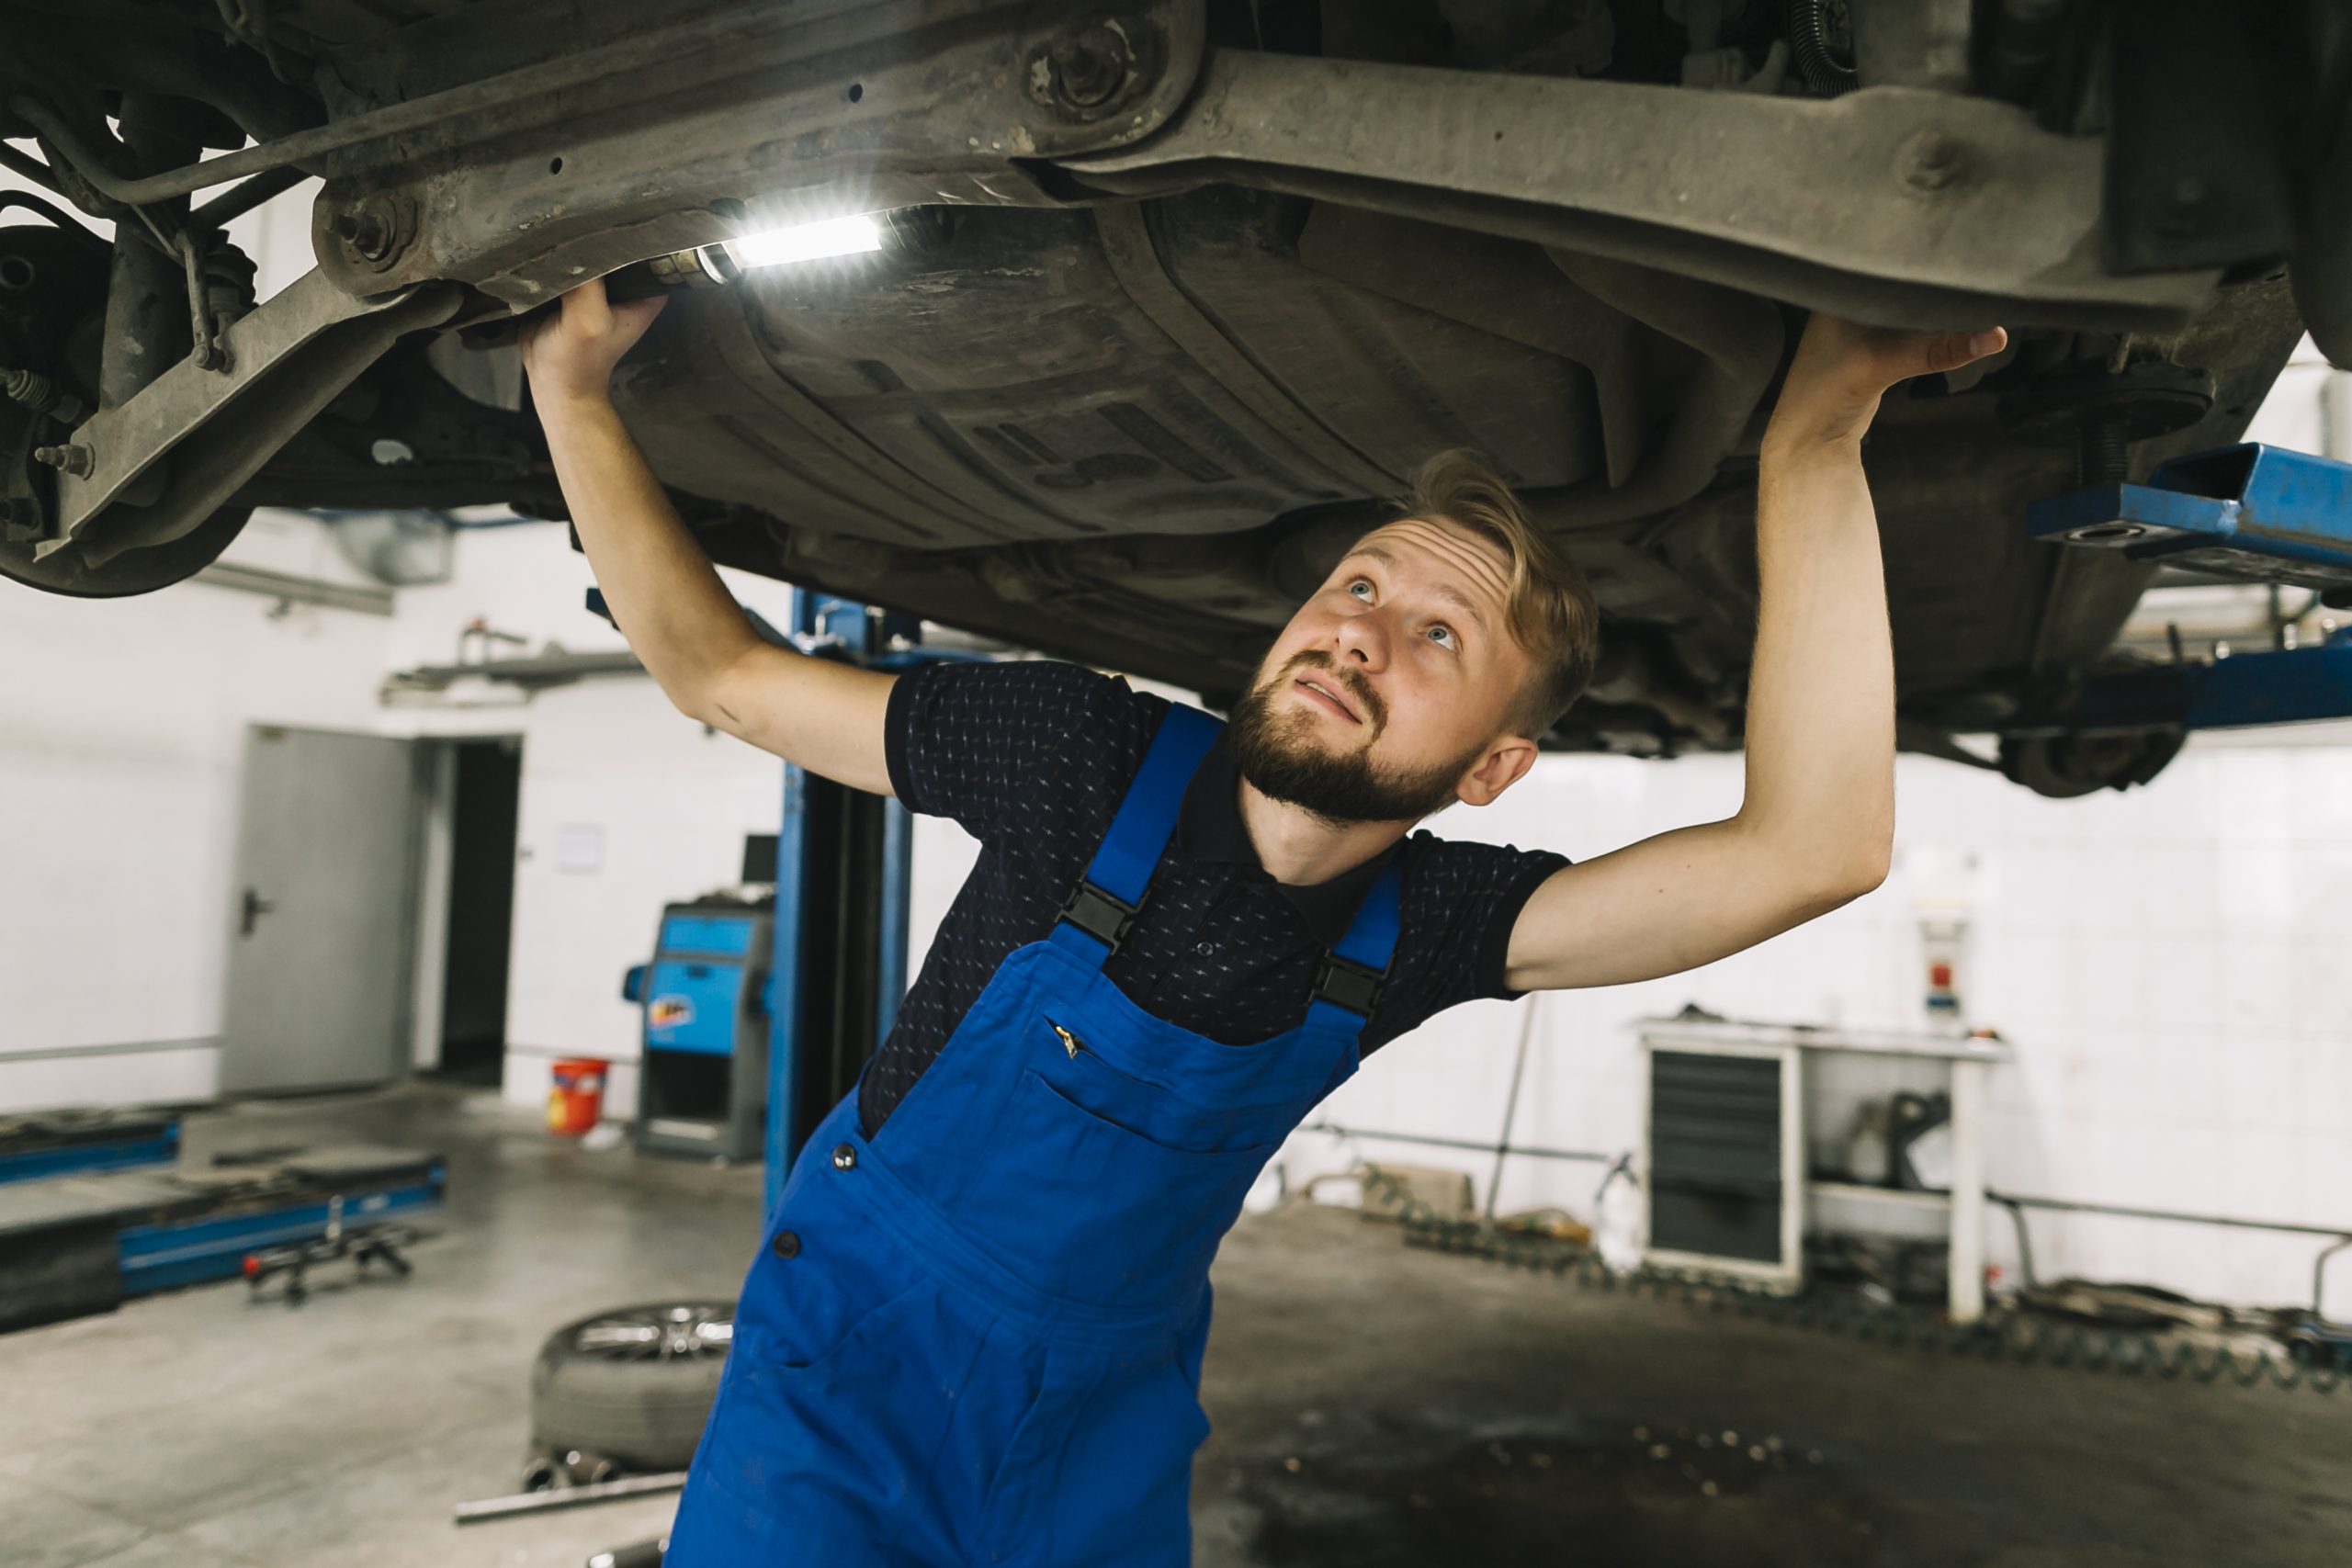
[568,1303,733,1363]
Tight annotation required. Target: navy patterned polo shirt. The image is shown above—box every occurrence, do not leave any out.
[862,658,1570,1137]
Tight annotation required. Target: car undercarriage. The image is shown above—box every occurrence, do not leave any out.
[2,0,2346,794]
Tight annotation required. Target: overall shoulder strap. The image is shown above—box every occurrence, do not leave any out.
[1049,701,1221,964]
[1303,857,1404,1036]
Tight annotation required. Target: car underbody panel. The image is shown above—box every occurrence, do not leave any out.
[1,0,2344,789]
[611,185,2301,759]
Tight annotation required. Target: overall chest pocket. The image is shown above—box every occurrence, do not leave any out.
[1044,1019,1290,1155]
[963,1068,1272,1306]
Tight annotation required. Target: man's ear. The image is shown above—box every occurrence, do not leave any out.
[1457,735,1539,807]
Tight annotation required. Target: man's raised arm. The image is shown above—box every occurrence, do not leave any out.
[1500,315,2009,993]
[520,279,896,795]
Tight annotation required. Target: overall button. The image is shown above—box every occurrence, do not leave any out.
[771,1229,801,1259]
[831,1143,858,1171]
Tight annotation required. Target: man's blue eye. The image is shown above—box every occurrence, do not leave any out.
[1429,625,1456,648]
[1348,581,1373,600]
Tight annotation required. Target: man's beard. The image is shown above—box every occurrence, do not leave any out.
[1227,654,1481,826]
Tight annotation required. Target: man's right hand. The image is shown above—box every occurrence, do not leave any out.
[518,276,669,410]
[515,271,899,795]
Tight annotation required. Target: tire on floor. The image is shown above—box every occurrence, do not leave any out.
[529,1300,734,1475]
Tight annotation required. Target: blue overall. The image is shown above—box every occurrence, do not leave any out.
[665,703,1401,1565]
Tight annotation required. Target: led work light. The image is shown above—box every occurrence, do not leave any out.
[617,209,949,298]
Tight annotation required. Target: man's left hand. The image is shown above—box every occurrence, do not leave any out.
[1766,315,2009,456]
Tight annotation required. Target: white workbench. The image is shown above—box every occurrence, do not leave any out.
[1637,1016,2014,1324]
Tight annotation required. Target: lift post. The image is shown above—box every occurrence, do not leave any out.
[585,582,973,1206]
[761,591,982,1216]
[2018,626,2352,735]
[762,591,907,1214]
[2024,443,2352,737]
[2027,443,2352,598]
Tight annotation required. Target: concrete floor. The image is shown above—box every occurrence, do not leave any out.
[5,1082,2346,1568]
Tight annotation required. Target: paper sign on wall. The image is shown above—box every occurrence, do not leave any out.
[556,824,605,874]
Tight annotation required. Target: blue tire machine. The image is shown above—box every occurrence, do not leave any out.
[625,903,775,1162]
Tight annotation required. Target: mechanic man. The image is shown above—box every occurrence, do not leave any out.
[521,280,2004,1564]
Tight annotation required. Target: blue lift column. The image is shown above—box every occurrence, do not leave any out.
[762,589,928,1217]
[585,581,940,1204]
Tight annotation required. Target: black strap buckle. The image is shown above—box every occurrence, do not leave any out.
[1058,880,1140,955]
[1312,953,1386,1018]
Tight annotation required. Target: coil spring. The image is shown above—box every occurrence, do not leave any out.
[1784,0,1860,97]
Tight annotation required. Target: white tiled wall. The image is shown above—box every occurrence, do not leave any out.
[1282,736,2352,1313]
[495,677,798,1119]
[0,511,797,1115]
[0,524,396,1093]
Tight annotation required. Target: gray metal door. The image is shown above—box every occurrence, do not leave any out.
[220,725,421,1094]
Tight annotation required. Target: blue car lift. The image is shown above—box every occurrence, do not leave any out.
[2026,444,2352,734]
[0,1148,446,1333]
[0,1109,181,1185]
[0,1109,443,1333]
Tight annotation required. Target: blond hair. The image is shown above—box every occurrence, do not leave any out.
[1400,449,1600,739]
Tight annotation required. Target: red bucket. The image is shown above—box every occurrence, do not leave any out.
[547,1057,607,1136]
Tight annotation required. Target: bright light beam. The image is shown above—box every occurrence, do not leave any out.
[724,214,885,269]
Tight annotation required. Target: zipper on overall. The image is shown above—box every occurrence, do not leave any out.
[1049,1021,1086,1059]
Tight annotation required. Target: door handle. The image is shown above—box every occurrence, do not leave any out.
[241,886,277,936]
